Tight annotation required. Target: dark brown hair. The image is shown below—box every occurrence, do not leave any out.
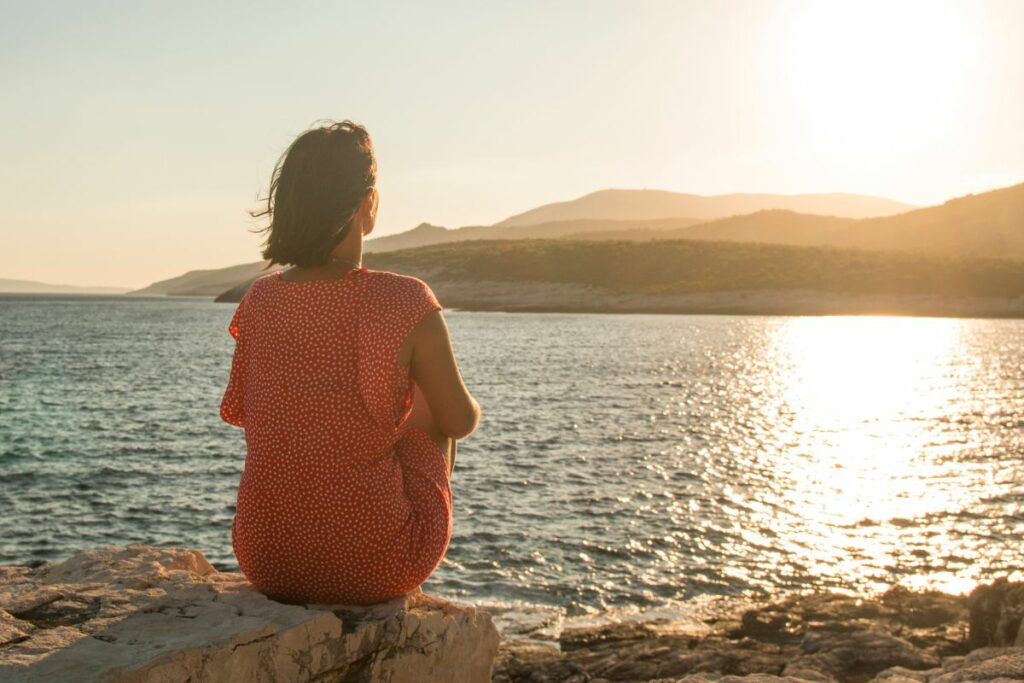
[253,120,376,267]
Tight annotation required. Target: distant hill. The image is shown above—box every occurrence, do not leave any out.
[0,279,129,294]
[646,210,858,247]
[364,217,703,254]
[495,189,914,227]
[365,223,457,252]
[137,218,705,295]
[137,182,1023,298]
[131,261,270,297]
[365,238,1024,298]
[363,189,911,254]
[634,183,1024,260]
[835,182,1024,258]
[214,238,1024,318]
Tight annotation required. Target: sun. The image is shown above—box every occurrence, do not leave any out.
[768,1,988,169]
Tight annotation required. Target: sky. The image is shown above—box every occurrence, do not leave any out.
[2,0,1022,288]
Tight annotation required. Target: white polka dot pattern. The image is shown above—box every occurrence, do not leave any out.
[220,267,452,606]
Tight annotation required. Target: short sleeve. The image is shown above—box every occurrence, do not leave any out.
[220,291,252,428]
[416,279,442,319]
[228,302,243,340]
[357,274,442,434]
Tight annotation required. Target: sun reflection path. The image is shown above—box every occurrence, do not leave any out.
[763,316,990,594]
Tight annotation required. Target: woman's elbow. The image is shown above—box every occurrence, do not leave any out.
[440,400,481,440]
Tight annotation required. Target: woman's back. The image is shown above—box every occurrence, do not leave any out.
[221,267,452,605]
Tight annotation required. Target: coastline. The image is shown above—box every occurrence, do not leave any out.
[212,276,1024,319]
[492,577,1024,682]
[433,282,1024,319]
[428,278,1024,319]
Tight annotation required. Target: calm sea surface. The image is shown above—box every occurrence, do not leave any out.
[1,294,1022,629]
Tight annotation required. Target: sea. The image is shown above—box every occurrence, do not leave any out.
[1,294,1022,635]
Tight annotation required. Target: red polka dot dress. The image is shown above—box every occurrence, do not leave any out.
[220,267,452,606]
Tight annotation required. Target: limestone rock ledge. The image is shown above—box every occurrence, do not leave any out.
[0,545,499,682]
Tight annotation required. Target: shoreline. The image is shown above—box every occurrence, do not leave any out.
[205,277,1024,320]
[428,281,1024,320]
[492,576,1024,683]
[474,574,1020,646]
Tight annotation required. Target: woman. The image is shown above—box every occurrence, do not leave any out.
[220,120,480,606]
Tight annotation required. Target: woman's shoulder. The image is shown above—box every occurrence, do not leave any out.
[236,271,282,303]
[361,269,440,312]
[362,269,434,295]
[252,270,284,289]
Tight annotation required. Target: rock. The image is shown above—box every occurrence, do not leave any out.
[0,545,499,682]
[661,675,824,683]
[493,639,588,683]
[784,629,939,682]
[968,578,1024,649]
[929,647,1024,683]
[881,587,964,630]
[869,665,939,682]
[561,620,671,651]
[1,611,36,647]
[739,609,793,641]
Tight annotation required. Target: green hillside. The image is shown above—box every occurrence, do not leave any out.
[366,238,1024,298]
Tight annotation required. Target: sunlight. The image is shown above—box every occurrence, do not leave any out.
[775,316,962,523]
[764,316,975,590]
[770,1,988,165]
[782,316,960,436]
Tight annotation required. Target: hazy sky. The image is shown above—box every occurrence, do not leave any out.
[2,0,1022,288]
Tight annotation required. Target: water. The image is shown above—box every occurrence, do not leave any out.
[2,294,1022,629]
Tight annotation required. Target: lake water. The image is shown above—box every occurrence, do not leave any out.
[1,294,1022,632]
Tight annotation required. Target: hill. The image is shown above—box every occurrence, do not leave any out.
[130,262,270,297]
[364,223,457,252]
[366,238,1024,298]
[495,189,913,227]
[135,218,703,295]
[364,217,703,254]
[215,238,1024,318]
[636,183,1024,260]
[661,210,857,247]
[136,182,1023,298]
[0,279,129,294]
[361,188,912,254]
[835,182,1024,258]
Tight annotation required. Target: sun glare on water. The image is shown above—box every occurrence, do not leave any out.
[764,316,984,593]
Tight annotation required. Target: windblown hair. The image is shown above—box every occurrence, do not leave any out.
[253,120,376,267]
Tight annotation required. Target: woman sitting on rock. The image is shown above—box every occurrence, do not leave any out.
[220,120,480,606]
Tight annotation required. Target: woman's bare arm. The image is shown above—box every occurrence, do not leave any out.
[404,310,480,440]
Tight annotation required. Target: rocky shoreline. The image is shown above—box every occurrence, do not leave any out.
[494,579,1024,683]
[2,545,1021,682]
